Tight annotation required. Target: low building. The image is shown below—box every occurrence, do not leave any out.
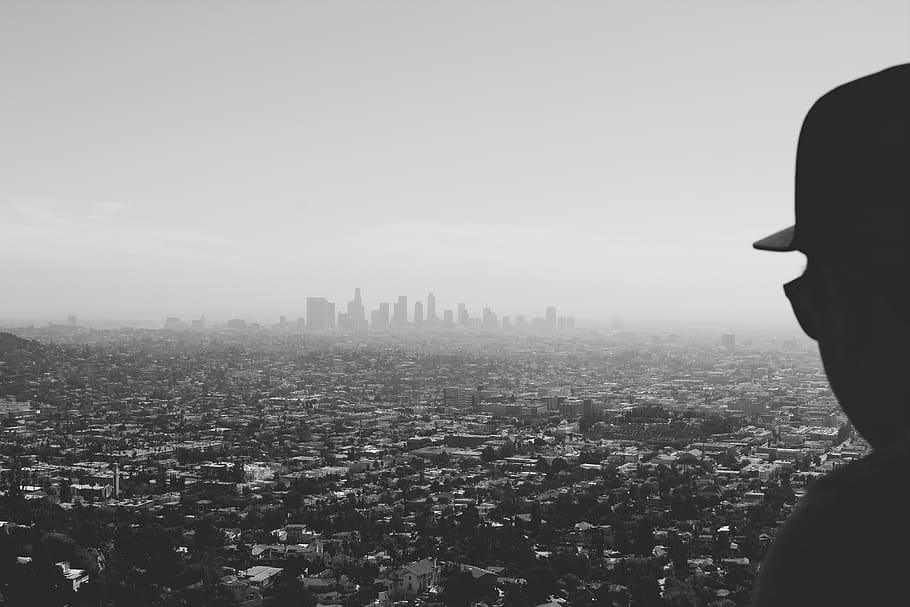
[391,558,439,596]
[239,565,283,588]
[56,561,90,592]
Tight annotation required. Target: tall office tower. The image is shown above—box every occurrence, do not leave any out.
[427,292,437,324]
[457,302,469,325]
[306,297,334,330]
[545,306,557,332]
[345,287,366,330]
[721,333,736,350]
[306,297,323,330]
[392,296,408,327]
[443,310,454,324]
[354,288,365,327]
[566,317,575,330]
[414,301,424,327]
[502,316,512,331]
[67,314,77,327]
[372,302,390,329]
[515,314,527,330]
[482,308,498,330]
[557,316,566,331]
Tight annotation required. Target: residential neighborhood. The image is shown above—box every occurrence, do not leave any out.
[0,326,853,606]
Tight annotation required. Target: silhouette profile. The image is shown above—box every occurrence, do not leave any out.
[752,64,910,606]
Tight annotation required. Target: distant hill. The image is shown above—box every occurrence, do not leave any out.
[0,332,37,352]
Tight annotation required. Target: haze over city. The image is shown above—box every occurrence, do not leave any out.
[2,2,909,329]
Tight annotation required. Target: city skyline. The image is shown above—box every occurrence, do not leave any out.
[61,288,579,333]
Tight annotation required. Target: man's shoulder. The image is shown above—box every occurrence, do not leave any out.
[751,435,910,606]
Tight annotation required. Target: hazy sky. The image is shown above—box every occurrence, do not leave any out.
[2,1,908,329]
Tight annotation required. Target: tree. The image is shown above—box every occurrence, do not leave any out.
[530,502,542,532]
[269,572,316,607]
[59,478,71,503]
[442,571,487,607]
[283,489,303,510]
[550,457,568,475]
[837,423,854,443]
[662,577,699,607]
[579,413,595,434]
[591,528,605,558]
[195,519,223,549]
[481,446,496,463]
[629,572,661,607]
[633,518,655,557]
[115,523,178,583]
[524,566,557,604]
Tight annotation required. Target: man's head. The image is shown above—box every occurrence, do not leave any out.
[755,64,910,449]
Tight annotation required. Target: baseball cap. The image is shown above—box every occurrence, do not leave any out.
[754,63,910,259]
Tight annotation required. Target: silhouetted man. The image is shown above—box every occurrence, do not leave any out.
[752,64,910,606]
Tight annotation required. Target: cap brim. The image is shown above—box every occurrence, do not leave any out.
[753,225,797,252]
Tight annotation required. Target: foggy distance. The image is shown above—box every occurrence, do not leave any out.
[4,2,907,329]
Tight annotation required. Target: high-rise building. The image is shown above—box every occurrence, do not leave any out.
[427,292,437,324]
[482,307,498,330]
[721,333,736,350]
[67,314,77,327]
[558,316,566,331]
[515,314,527,330]
[341,288,366,330]
[443,310,454,324]
[414,301,424,327]
[392,296,408,327]
[306,297,335,331]
[545,307,557,332]
[306,297,323,330]
[502,316,512,331]
[566,317,575,330]
[457,303,469,325]
[372,302,390,330]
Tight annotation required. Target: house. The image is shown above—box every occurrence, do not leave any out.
[284,524,316,544]
[458,564,498,589]
[219,576,263,607]
[302,577,336,592]
[391,558,439,595]
[239,565,283,588]
[56,561,90,592]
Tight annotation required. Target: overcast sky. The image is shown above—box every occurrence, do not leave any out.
[2,1,908,329]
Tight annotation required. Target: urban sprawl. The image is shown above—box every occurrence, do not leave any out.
[0,316,856,607]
